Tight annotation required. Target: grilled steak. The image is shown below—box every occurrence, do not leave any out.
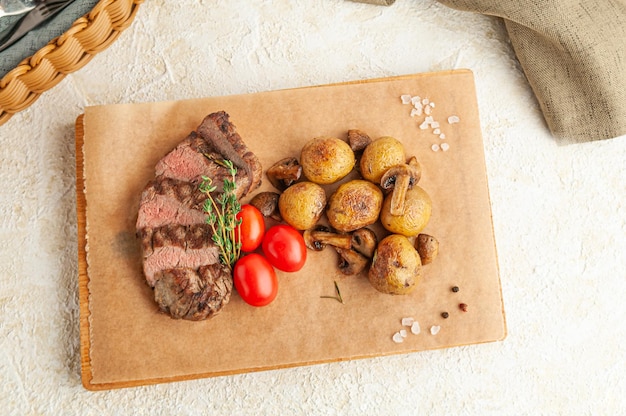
[136,111,262,320]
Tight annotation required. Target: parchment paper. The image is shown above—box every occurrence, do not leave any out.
[78,70,506,389]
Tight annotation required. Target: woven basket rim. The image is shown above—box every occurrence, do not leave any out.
[0,0,143,126]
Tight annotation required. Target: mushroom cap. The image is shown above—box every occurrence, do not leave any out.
[379,162,422,191]
[350,228,378,258]
[266,157,302,191]
[335,247,369,275]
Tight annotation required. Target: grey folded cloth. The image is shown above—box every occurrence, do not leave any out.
[0,0,99,79]
[352,0,626,142]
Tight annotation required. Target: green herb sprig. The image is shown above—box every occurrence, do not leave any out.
[199,159,242,269]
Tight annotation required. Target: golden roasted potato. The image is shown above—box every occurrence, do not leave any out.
[300,137,355,184]
[278,181,326,230]
[368,234,422,295]
[380,185,432,237]
[326,180,383,232]
[359,136,406,183]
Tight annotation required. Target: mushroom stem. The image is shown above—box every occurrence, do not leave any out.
[389,174,411,215]
[311,231,353,249]
[380,161,421,217]
[303,226,352,251]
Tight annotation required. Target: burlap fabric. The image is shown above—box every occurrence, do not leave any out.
[352,0,626,142]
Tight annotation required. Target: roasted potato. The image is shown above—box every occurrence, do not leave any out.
[380,185,432,237]
[368,234,422,295]
[300,137,355,185]
[359,136,406,183]
[278,181,326,230]
[326,180,383,232]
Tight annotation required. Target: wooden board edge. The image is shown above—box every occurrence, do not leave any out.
[75,113,97,390]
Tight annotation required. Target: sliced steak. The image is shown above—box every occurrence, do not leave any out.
[136,111,262,320]
[153,264,233,320]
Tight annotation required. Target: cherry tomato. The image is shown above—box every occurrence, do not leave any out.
[262,224,307,272]
[233,253,278,307]
[236,204,265,252]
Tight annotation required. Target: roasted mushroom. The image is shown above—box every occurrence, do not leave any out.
[335,247,370,275]
[266,157,302,191]
[303,226,352,251]
[303,226,377,275]
[249,191,282,221]
[415,233,439,265]
[347,129,372,152]
[379,157,422,216]
[350,228,378,258]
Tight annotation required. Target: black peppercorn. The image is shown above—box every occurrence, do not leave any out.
[441,312,449,319]
[451,286,459,293]
[459,303,468,312]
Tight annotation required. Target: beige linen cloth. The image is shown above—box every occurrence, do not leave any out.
[352,0,626,142]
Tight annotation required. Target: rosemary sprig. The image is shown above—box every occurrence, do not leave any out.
[199,159,242,269]
[320,281,344,304]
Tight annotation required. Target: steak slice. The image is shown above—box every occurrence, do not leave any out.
[136,111,262,320]
[153,264,233,320]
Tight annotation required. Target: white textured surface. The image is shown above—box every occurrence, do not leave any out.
[1,1,625,414]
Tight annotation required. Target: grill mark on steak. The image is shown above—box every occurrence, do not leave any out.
[139,224,220,286]
[136,111,262,320]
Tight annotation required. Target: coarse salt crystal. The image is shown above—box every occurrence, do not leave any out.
[411,96,421,106]
[424,105,432,116]
[441,143,450,151]
[411,321,421,335]
[392,332,404,343]
[431,121,440,129]
[448,115,460,124]
[420,116,435,130]
[430,325,441,335]
[433,128,441,135]
[431,144,440,152]
[430,102,435,108]
[401,317,414,326]
[401,95,412,104]
[400,329,408,338]
[410,107,422,117]
[422,98,430,105]
[439,133,446,140]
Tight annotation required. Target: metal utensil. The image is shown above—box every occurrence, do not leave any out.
[0,0,74,52]
[0,0,39,18]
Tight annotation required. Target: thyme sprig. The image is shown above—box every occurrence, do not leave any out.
[199,159,242,269]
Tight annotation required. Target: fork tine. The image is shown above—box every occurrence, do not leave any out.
[42,0,70,13]
[0,0,74,52]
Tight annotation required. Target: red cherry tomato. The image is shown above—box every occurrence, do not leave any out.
[233,253,278,307]
[236,204,265,252]
[262,224,307,272]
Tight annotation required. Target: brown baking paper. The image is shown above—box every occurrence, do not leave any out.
[77,70,506,390]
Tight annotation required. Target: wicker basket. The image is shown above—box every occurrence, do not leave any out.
[0,0,143,126]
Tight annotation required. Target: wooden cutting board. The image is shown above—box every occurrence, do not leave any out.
[77,70,506,391]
